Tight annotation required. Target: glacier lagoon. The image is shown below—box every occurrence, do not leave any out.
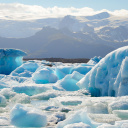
[0,47,128,127]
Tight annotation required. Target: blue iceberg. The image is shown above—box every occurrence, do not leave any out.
[77,46,128,97]
[0,49,27,75]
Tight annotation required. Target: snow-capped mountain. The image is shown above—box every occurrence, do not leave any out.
[0,27,114,58]
[96,25,128,42]
[0,11,128,58]
[86,12,110,20]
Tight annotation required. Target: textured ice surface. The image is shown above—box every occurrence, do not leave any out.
[89,114,121,124]
[0,47,128,127]
[87,56,102,65]
[113,110,128,120]
[0,49,26,75]
[55,66,73,79]
[11,62,39,77]
[98,120,128,128]
[32,67,58,84]
[0,88,16,99]
[0,95,6,107]
[108,96,128,112]
[64,122,91,128]
[10,104,47,127]
[48,112,66,125]
[77,46,128,96]
[12,84,52,96]
[0,117,9,126]
[71,65,93,75]
[57,109,101,128]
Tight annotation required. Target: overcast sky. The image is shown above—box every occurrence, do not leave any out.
[0,0,127,20]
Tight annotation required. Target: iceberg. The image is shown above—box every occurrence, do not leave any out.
[77,46,128,96]
[0,49,27,75]
[32,67,58,84]
[10,104,47,127]
[56,71,84,91]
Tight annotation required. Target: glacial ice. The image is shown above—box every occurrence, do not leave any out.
[55,66,73,79]
[10,104,47,127]
[77,46,128,96]
[11,62,39,77]
[0,47,128,127]
[56,109,101,128]
[12,84,52,96]
[87,56,102,65]
[32,67,58,84]
[56,71,84,91]
[0,49,26,75]
[63,122,91,128]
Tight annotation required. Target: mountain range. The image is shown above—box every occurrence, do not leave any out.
[0,12,128,58]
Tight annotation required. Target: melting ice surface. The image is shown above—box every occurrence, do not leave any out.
[1,47,128,127]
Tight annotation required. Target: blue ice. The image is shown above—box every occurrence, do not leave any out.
[0,49,26,75]
[77,46,128,96]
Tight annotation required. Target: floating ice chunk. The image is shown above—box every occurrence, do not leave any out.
[64,122,91,128]
[0,95,6,107]
[0,49,27,75]
[32,67,58,84]
[11,62,39,77]
[56,108,101,128]
[77,46,128,96]
[56,71,84,91]
[10,104,47,127]
[12,84,51,96]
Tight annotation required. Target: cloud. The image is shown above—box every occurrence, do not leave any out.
[0,3,128,20]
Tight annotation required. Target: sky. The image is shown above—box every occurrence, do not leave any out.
[0,0,127,10]
[0,0,127,20]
